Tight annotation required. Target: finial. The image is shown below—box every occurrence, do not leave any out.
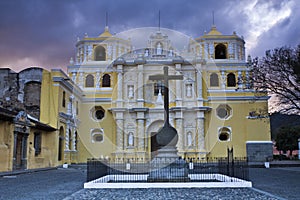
[158,10,161,31]
[212,11,215,25]
[105,12,108,27]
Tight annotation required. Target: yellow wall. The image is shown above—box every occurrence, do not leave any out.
[0,121,14,172]
[77,102,116,162]
[205,100,270,158]
[27,129,58,169]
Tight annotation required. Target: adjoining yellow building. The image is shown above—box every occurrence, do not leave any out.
[0,25,272,172]
[0,67,82,172]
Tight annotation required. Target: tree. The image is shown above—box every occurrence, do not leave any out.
[275,126,300,157]
[252,44,300,114]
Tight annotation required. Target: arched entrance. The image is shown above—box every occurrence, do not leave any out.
[146,120,164,158]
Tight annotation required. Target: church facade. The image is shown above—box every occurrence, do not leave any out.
[67,25,272,162]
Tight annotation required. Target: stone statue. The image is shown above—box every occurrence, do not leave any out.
[128,85,134,99]
[128,132,134,146]
[156,43,162,55]
[187,132,192,146]
[144,49,149,57]
[186,84,192,97]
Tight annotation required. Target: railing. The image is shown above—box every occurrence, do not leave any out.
[87,157,249,182]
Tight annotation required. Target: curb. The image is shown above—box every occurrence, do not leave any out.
[0,167,57,177]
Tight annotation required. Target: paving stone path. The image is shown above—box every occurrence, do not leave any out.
[64,188,281,200]
[1,167,300,200]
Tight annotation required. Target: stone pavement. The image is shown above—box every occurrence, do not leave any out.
[63,188,281,200]
[249,167,300,200]
[1,166,299,200]
[0,168,86,200]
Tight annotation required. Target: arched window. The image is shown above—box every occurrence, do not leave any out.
[215,43,227,59]
[102,74,111,87]
[62,91,66,108]
[58,127,64,161]
[85,74,94,87]
[227,73,236,87]
[210,73,219,87]
[94,45,106,61]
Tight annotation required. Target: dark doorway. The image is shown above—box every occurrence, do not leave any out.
[15,134,23,169]
[58,127,64,161]
[151,132,160,158]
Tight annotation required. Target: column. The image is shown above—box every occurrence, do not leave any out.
[78,72,84,88]
[96,71,100,89]
[83,45,87,61]
[221,70,226,89]
[175,64,182,107]
[117,65,123,107]
[116,117,124,151]
[237,70,243,89]
[137,118,145,151]
[197,117,205,151]
[204,43,208,59]
[234,43,238,60]
[175,117,184,152]
[137,64,144,107]
[196,63,203,106]
[113,46,117,60]
[65,125,70,150]
[72,131,76,151]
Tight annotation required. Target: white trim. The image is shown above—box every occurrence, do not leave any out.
[84,174,252,189]
[246,141,273,144]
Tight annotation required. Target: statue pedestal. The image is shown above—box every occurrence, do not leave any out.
[147,146,190,182]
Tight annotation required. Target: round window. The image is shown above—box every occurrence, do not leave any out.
[219,132,229,141]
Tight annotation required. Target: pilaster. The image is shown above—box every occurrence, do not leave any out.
[175,63,182,107]
[116,117,124,151]
[117,64,123,107]
[137,64,144,107]
[196,116,205,151]
[196,63,203,106]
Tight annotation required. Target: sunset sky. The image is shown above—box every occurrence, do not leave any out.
[0,0,299,72]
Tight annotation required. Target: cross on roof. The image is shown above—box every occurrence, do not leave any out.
[149,66,183,126]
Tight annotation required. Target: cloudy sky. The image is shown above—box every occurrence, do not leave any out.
[0,0,299,72]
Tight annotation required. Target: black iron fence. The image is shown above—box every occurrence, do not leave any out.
[87,157,249,182]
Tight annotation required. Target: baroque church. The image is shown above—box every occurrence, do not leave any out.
[0,23,273,172]
[67,24,272,162]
